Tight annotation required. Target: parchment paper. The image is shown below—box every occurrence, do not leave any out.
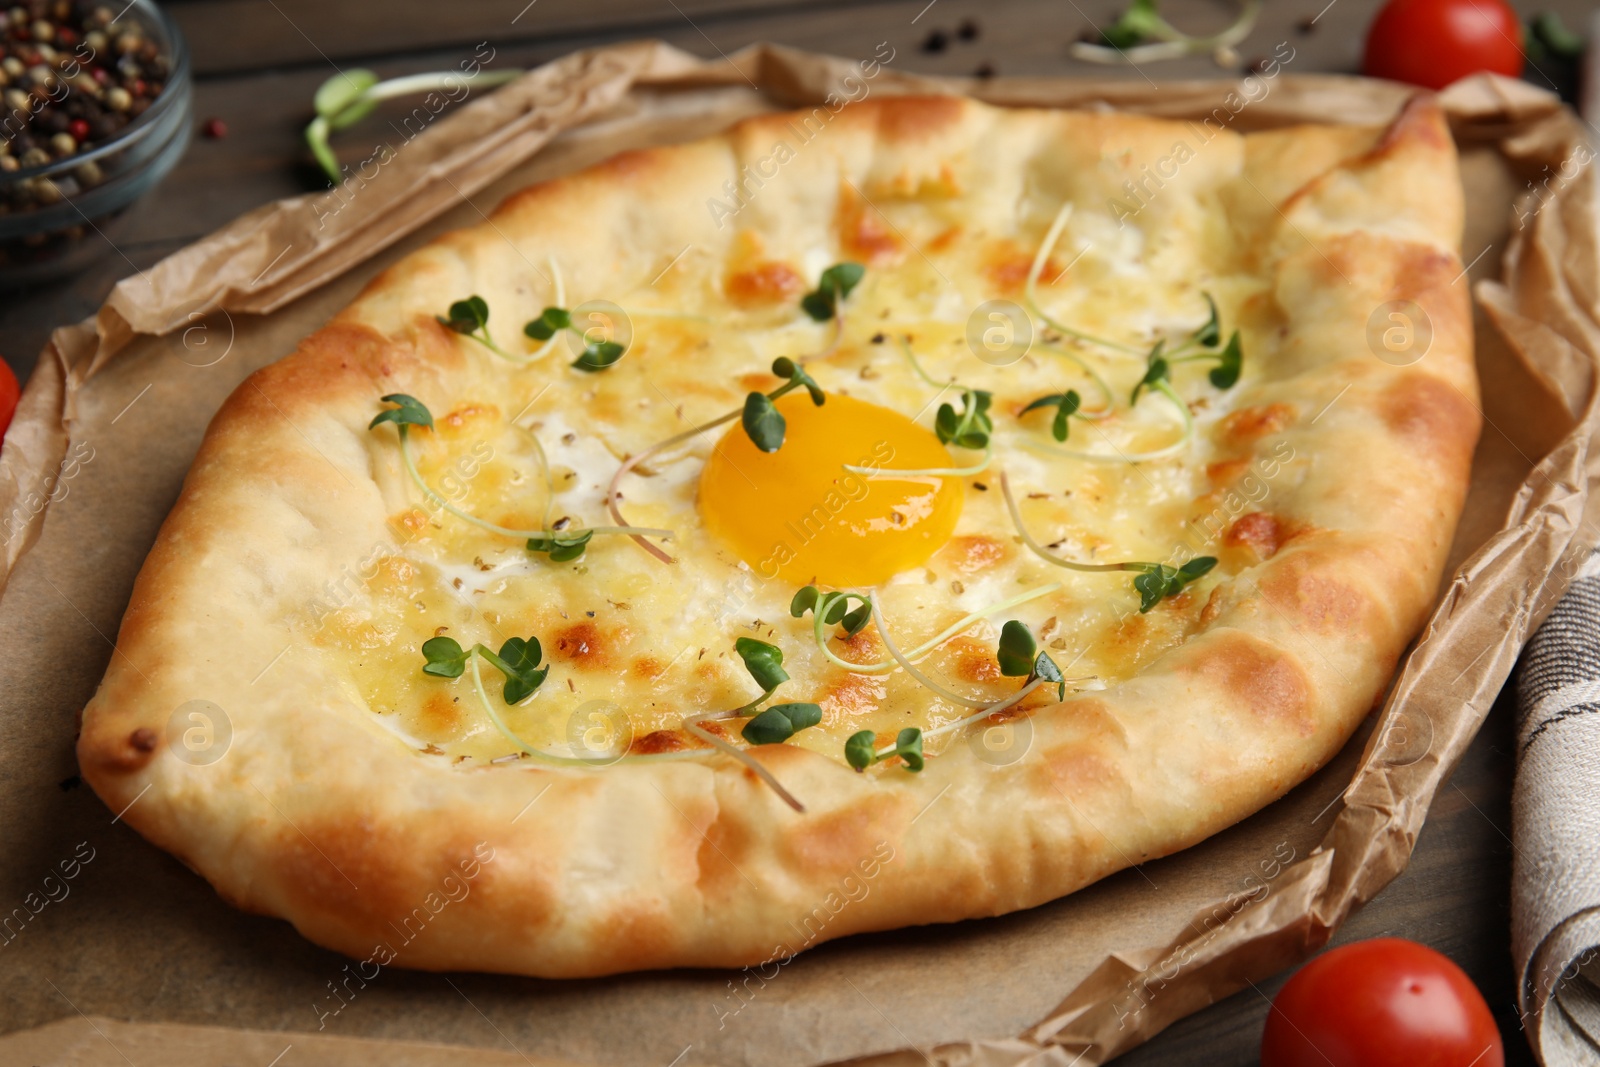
[2,42,1598,1067]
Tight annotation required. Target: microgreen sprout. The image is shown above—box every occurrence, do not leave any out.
[796,582,1063,675]
[369,392,433,431]
[1530,12,1586,62]
[742,356,827,452]
[1000,471,1218,612]
[1023,293,1242,464]
[1131,558,1218,612]
[526,529,593,562]
[845,608,1096,772]
[1194,292,1222,348]
[1168,328,1243,390]
[419,631,704,767]
[801,262,865,322]
[370,395,672,561]
[437,296,520,362]
[306,67,523,184]
[792,586,873,637]
[419,635,548,704]
[844,338,994,479]
[421,635,467,677]
[1071,0,1263,64]
[1130,340,1170,406]
[1020,389,1083,442]
[936,388,994,450]
[524,306,628,372]
[735,636,791,693]
[743,703,824,745]
[681,636,818,811]
[845,727,924,772]
[997,620,1068,700]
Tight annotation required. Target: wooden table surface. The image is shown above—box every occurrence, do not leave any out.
[4,0,1589,1062]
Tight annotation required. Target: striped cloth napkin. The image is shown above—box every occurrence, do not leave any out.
[1515,549,1600,1064]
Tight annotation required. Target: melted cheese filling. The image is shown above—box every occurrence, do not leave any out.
[310,188,1300,768]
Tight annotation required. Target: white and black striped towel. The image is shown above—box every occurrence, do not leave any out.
[1515,550,1600,1065]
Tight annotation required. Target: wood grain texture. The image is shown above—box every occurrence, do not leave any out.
[0,0,1579,1061]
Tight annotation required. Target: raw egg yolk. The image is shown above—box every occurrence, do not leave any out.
[699,392,964,587]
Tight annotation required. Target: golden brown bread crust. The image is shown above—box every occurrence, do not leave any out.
[78,94,1476,976]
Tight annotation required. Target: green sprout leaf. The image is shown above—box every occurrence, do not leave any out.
[936,389,993,449]
[894,727,925,772]
[997,620,1038,677]
[421,636,467,678]
[800,262,865,321]
[790,586,821,618]
[523,306,572,341]
[493,637,548,704]
[479,637,550,704]
[735,636,790,691]
[440,295,490,336]
[845,730,877,771]
[1132,568,1171,613]
[1131,556,1217,612]
[742,392,786,452]
[1021,389,1082,442]
[772,357,825,406]
[527,528,593,562]
[370,393,434,431]
[1194,292,1221,348]
[1100,0,1163,47]
[313,68,379,129]
[839,601,872,636]
[742,702,823,745]
[1209,331,1242,390]
[1530,11,1585,61]
[574,340,626,372]
[1131,341,1169,405]
[792,588,872,637]
[737,358,827,453]
[843,726,924,771]
[1033,650,1067,700]
[518,306,628,371]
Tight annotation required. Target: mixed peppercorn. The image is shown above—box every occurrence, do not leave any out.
[0,0,171,210]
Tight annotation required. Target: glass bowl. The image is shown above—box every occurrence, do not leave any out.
[0,0,192,289]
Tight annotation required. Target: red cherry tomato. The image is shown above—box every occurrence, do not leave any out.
[1262,938,1504,1067]
[0,358,18,447]
[1363,0,1524,90]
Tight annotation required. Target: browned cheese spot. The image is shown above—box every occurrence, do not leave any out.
[724,261,805,306]
[1220,402,1296,445]
[418,690,463,735]
[944,533,1008,574]
[440,404,499,434]
[1206,457,1252,486]
[631,655,666,683]
[837,183,902,266]
[987,241,1058,292]
[947,636,1002,683]
[820,672,886,725]
[630,729,688,755]
[551,621,627,671]
[1225,512,1287,561]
